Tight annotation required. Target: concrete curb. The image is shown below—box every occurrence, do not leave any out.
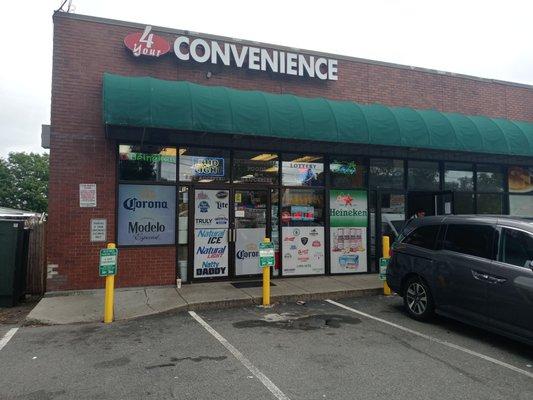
[24,286,383,326]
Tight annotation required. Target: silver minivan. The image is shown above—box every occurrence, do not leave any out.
[387,215,533,345]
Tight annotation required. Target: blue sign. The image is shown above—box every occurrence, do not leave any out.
[193,157,225,177]
[118,184,176,246]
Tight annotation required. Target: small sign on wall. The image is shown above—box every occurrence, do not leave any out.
[80,184,97,207]
[91,219,107,242]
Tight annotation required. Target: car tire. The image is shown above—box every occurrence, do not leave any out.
[403,277,434,321]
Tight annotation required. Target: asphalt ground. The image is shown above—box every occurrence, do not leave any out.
[0,295,532,399]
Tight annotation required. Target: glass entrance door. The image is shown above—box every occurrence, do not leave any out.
[407,191,454,217]
[234,189,269,276]
[192,188,230,279]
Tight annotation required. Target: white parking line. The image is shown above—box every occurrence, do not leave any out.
[189,311,291,400]
[326,299,533,380]
[0,328,19,352]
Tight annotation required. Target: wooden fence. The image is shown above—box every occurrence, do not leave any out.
[25,219,46,295]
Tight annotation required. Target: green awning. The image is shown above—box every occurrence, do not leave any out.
[103,73,533,157]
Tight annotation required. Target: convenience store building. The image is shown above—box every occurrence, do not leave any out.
[46,12,533,291]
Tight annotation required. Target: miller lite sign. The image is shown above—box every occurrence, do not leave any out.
[124,26,170,57]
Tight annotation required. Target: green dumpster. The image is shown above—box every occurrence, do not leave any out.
[0,220,26,307]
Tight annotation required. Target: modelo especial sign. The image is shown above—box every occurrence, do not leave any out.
[124,26,339,81]
[118,184,176,246]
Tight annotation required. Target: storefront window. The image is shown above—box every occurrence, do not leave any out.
[179,148,230,183]
[408,161,440,191]
[444,163,474,191]
[281,188,325,276]
[508,166,533,194]
[281,188,324,226]
[117,184,176,246]
[369,159,404,190]
[329,157,366,188]
[178,187,189,281]
[271,189,280,277]
[282,154,324,186]
[380,194,405,242]
[509,195,533,217]
[454,192,475,214]
[233,151,279,184]
[477,164,504,192]
[119,145,176,182]
[477,194,503,214]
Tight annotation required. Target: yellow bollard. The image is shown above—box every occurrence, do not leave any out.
[262,238,271,306]
[382,236,392,296]
[104,242,116,323]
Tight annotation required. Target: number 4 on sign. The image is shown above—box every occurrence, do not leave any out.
[139,26,154,48]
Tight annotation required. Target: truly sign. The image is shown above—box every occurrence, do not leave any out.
[124,26,339,81]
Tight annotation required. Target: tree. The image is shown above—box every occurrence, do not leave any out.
[0,152,49,213]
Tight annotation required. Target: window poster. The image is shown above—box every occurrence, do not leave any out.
[235,228,264,275]
[282,226,325,276]
[329,190,368,273]
[117,185,176,246]
[508,166,533,193]
[194,190,229,278]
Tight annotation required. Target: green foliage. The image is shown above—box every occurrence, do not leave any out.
[0,152,49,213]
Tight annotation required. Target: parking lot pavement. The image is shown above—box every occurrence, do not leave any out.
[0,296,532,400]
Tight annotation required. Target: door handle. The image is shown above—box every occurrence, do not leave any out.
[471,270,489,281]
[487,276,507,285]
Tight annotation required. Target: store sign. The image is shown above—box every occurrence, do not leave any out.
[124,26,171,57]
[282,161,323,186]
[90,219,107,242]
[124,27,339,80]
[282,226,325,276]
[330,190,368,273]
[194,190,229,278]
[291,206,314,222]
[193,157,225,177]
[117,185,176,245]
[123,152,176,164]
[79,183,97,207]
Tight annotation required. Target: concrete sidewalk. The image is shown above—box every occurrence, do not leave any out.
[26,274,383,325]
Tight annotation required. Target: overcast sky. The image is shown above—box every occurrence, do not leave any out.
[1,0,532,158]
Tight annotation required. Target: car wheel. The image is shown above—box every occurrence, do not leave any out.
[403,277,434,321]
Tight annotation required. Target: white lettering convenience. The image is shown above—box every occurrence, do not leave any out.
[173,36,339,81]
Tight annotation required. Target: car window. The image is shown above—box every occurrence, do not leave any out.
[403,225,440,250]
[443,224,496,259]
[500,228,533,268]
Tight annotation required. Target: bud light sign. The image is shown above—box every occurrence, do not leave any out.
[118,184,176,246]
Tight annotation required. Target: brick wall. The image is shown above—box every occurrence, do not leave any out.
[48,13,533,291]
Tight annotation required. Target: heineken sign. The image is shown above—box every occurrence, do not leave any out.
[124,26,339,81]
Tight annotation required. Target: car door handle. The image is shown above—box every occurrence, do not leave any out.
[487,276,507,285]
[471,270,489,281]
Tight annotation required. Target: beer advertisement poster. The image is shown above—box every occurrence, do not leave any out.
[329,190,368,273]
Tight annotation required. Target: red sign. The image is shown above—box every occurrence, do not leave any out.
[124,26,170,58]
